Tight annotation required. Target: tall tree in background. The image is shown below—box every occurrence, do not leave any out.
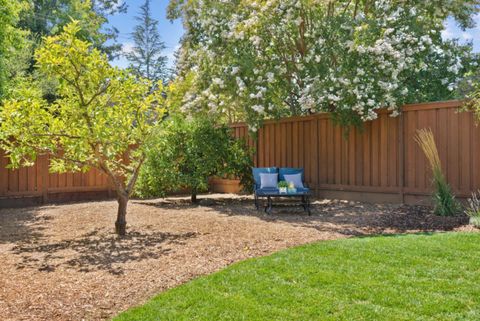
[10,0,126,102]
[127,0,169,85]
[18,0,126,64]
[0,0,29,99]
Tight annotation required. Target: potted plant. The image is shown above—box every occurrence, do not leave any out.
[278,180,288,193]
[287,181,297,193]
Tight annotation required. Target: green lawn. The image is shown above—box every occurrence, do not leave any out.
[114,233,480,321]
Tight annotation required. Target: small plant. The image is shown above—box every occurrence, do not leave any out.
[277,181,289,188]
[415,128,461,216]
[465,190,480,227]
[278,181,288,193]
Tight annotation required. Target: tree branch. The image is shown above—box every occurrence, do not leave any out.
[32,133,82,139]
[85,80,111,106]
[353,0,359,19]
[126,154,146,196]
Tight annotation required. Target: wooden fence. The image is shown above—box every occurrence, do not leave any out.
[217,100,479,204]
[1,99,478,207]
[0,152,112,207]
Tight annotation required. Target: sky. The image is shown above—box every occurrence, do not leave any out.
[107,0,184,69]
[443,15,480,52]
[107,2,480,70]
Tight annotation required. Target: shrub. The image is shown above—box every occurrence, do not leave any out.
[136,116,253,202]
[465,190,480,227]
[415,128,461,216]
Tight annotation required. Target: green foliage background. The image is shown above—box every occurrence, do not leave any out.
[0,0,29,99]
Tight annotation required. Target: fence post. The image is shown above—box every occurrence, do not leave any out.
[41,154,49,203]
[0,151,7,196]
[255,130,260,167]
[399,111,405,203]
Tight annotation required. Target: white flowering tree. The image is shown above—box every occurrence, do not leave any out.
[168,0,479,129]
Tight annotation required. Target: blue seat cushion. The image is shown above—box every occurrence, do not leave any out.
[279,168,304,182]
[252,167,278,189]
[295,187,310,193]
[256,187,279,195]
[255,186,310,196]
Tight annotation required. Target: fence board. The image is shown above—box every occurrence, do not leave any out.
[362,122,371,186]
[0,151,7,195]
[0,151,111,206]
[228,100,477,204]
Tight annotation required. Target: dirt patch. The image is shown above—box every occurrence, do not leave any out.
[0,194,474,320]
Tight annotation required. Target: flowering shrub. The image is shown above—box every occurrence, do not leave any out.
[169,0,479,129]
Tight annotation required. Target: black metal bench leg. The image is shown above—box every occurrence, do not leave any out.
[254,194,259,210]
[302,195,311,215]
[264,196,273,214]
[306,195,311,215]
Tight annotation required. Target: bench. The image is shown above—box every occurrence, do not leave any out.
[252,167,311,215]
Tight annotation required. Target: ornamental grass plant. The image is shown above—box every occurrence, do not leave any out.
[465,190,480,227]
[415,128,461,216]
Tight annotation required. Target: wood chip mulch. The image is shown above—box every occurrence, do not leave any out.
[0,194,475,321]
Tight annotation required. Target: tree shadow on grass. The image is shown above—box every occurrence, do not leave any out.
[137,195,470,236]
[12,229,197,275]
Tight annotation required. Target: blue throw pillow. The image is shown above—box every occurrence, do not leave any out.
[279,167,304,182]
[283,173,304,188]
[252,167,277,188]
[260,173,278,188]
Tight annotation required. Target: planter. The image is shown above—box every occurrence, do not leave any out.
[209,177,242,194]
[287,188,297,194]
[279,187,287,194]
[470,216,480,228]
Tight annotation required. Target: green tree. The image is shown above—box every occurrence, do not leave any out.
[168,0,480,129]
[136,116,253,203]
[0,22,167,236]
[0,0,29,99]
[6,0,127,103]
[126,0,169,85]
[18,0,126,65]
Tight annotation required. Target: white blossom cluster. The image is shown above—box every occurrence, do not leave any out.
[175,0,479,128]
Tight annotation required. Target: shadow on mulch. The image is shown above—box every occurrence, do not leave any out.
[136,196,258,211]
[0,207,50,244]
[12,229,198,275]
[137,196,470,236]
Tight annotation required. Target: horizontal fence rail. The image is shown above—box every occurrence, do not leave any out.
[216,100,478,204]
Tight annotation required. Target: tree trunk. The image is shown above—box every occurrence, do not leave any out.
[115,194,128,236]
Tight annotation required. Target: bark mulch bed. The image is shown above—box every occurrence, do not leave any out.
[0,194,474,321]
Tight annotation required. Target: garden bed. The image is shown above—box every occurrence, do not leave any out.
[0,194,474,321]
